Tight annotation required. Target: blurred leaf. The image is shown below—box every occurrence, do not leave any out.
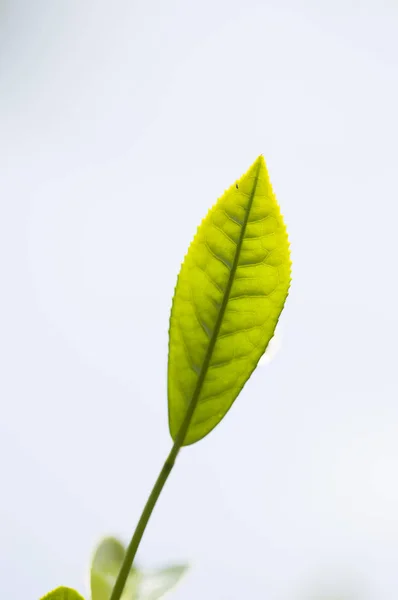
[40,587,85,600]
[168,155,291,444]
[91,537,126,574]
[137,565,188,600]
[90,537,187,600]
[90,537,139,600]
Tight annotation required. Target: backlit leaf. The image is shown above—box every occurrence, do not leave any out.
[137,565,188,600]
[90,537,139,600]
[40,587,85,600]
[168,155,291,444]
[89,537,188,599]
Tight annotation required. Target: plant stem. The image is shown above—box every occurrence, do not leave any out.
[109,396,198,600]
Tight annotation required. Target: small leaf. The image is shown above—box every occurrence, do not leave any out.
[168,155,291,444]
[90,537,139,600]
[89,537,188,600]
[137,565,188,600]
[40,587,85,600]
[91,537,126,574]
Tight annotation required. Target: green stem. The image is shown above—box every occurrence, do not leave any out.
[109,395,198,600]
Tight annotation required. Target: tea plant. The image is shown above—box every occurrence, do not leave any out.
[40,155,291,600]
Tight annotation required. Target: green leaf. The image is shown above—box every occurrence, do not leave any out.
[90,537,188,600]
[90,537,139,600]
[137,565,188,600]
[40,588,85,600]
[168,155,291,444]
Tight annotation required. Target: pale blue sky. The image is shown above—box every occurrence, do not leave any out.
[1,1,398,598]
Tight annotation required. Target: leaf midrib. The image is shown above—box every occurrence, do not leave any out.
[184,159,262,431]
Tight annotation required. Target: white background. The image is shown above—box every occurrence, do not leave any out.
[1,1,398,598]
